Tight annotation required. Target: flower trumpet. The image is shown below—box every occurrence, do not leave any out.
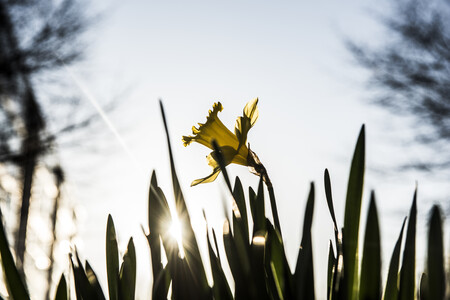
[182,98,269,186]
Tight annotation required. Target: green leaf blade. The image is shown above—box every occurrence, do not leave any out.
[54,274,68,300]
[0,209,30,300]
[266,221,291,300]
[383,218,406,300]
[327,241,336,300]
[250,229,269,300]
[207,231,232,300]
[250,178,266,235]
[119,238,136,300]
[71,253,102,300]
[426,205,445,300]
[343,125,365,300]
[398,191,417,300]
[160,101,210,296]
[85,261,106,299]
[295,182,315,300]
[223,220,250,299]
[106,215,119,300]
[233,176,249,245]
[359,192,381,300]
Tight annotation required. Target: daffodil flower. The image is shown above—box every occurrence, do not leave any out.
[182,98,263,186]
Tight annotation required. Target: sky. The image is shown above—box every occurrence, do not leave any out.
[52,1,449,299]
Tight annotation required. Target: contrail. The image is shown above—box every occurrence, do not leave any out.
[61,64,143,172]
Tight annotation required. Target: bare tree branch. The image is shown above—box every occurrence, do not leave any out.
[348,0,450,170]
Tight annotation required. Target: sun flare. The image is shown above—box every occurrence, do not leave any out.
[169,217,185,258]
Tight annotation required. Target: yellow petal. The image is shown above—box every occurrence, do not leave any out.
[234,98,259,148]
[244,98,259,126]
[182,102,240,151]
[206,152,219,168]
[191,167,221,186]
[212,145,248,165]
[231,147,249,166]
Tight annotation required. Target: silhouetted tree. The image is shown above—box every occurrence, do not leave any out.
[348,0,450,171]
[0,0,93,288]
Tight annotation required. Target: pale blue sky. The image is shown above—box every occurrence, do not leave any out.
[56,1,449,298]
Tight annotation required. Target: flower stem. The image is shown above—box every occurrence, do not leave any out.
[262,171,282,238]
[248,147,282,237]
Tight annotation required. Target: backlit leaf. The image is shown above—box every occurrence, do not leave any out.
[398,191,417,300]
[343,125,365,300]
[359,192,381,300]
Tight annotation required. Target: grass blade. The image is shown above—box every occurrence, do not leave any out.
[160,101,210,296]
[207,230,232,300]
[250,178,266,234]
[266,221,292,300]
[343,125,365,300]
[426,205,445,300]
[146,172,172,299]
[233,176,249,245]
[54,274,67,300]
[106,215,119,300]
[85,261,106,299]
[0,208,29,300]
[147,171,172,294]
[324,169,339,245]
[419,273,428,300]
[119,238,136,300]
[359,192,381,300]
[295,182,315,300]
[249,186,257,228]
[229,200,253,296]
[251,229,269,300]
[383,218,406,300]
[152,267,171,300]
[159,101,187,216]
[398,190,417,300]
[71,253,103,300]
[171,255,211,300]
[327,241,335,300]
[267,184,282,237]
[223,219,251,298]
[325,170,344,300]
